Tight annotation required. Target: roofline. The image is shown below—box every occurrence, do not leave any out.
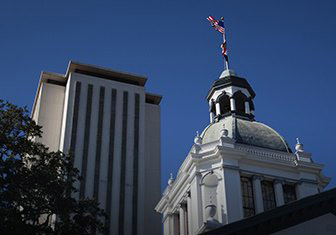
[31,71,67,117]
[206,75,256,101]
[145,92,162,105]
[31,61,152,116]
[66,61,147,86]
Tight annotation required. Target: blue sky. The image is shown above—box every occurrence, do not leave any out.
[1,0,335,190]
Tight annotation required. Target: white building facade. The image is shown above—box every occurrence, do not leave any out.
[31,61,162,235]
[155,69,330,235]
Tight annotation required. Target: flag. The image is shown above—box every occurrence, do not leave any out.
[207,16,225,34]
[221,42,228,61]
[207,15,229,65]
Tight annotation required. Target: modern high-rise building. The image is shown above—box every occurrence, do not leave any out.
[155,69,331,235]
[31,61,162,235]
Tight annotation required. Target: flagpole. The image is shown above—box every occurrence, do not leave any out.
[221,17,229,71]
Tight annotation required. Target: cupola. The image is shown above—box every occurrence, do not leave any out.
[207,69,256,123]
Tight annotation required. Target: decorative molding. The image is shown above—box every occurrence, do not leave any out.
[222,164,240,171]
[298,178,319,185]
[237,145,296,163]
[240,169,301,184]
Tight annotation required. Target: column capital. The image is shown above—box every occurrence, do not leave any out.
[252,175,263,181]
[183,191,191,199]
[195,171,202,177]
[274,179,285,185]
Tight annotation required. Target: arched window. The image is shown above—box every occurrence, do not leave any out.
[233,91,247,115]
[217,93,230,115]
[209,99,216,113]
[249,99,255,112]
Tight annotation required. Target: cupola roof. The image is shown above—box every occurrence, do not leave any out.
[201,116,292,153]
[206,70,256,101]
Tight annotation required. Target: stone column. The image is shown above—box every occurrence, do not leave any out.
[252,175,264,214]
[274,179,284,206]
[230,97,236,112]
[245,101,250,114]
[179,205,186,235]
[215,102,221,116]
[163,214,170,235]
[190,172,203,233]
[186,192,192,234]
[168,214,175,235]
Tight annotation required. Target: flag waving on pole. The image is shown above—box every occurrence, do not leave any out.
[207,16,225,34]
[221,42,228,60]
[207,16,229,70]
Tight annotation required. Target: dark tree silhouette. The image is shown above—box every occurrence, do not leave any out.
[0,100,107,234]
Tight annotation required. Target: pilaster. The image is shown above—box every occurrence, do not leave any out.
[190,172,203,234]
[274,179,284,206]
[252,175,264,214]
[186,192,192,234]
[179,204,186,235]
[223,167,244,222]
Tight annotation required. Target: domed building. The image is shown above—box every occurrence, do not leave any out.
[155,69,331,235]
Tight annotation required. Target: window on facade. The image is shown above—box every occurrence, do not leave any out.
[261,181,276,211]
[240,177,255,218]
[283,184,297,204]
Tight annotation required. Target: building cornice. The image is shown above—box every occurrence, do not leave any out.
[66,61,147,86]
[31,61,159,117]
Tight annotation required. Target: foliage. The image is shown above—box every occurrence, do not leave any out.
[0,100,107,234]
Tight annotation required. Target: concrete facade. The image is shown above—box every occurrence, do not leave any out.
[31,61,162,235]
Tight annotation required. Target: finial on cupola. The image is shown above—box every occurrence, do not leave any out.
[295,137,304,152]
[168,173,174,186]
[194,131,203,145]
[220,124,229,137]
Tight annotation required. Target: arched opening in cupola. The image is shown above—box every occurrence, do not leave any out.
[249,98,255,112]
[217,93,230,115]
[234,91,247,115]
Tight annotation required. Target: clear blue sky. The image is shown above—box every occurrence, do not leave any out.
[1,0,335,190]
